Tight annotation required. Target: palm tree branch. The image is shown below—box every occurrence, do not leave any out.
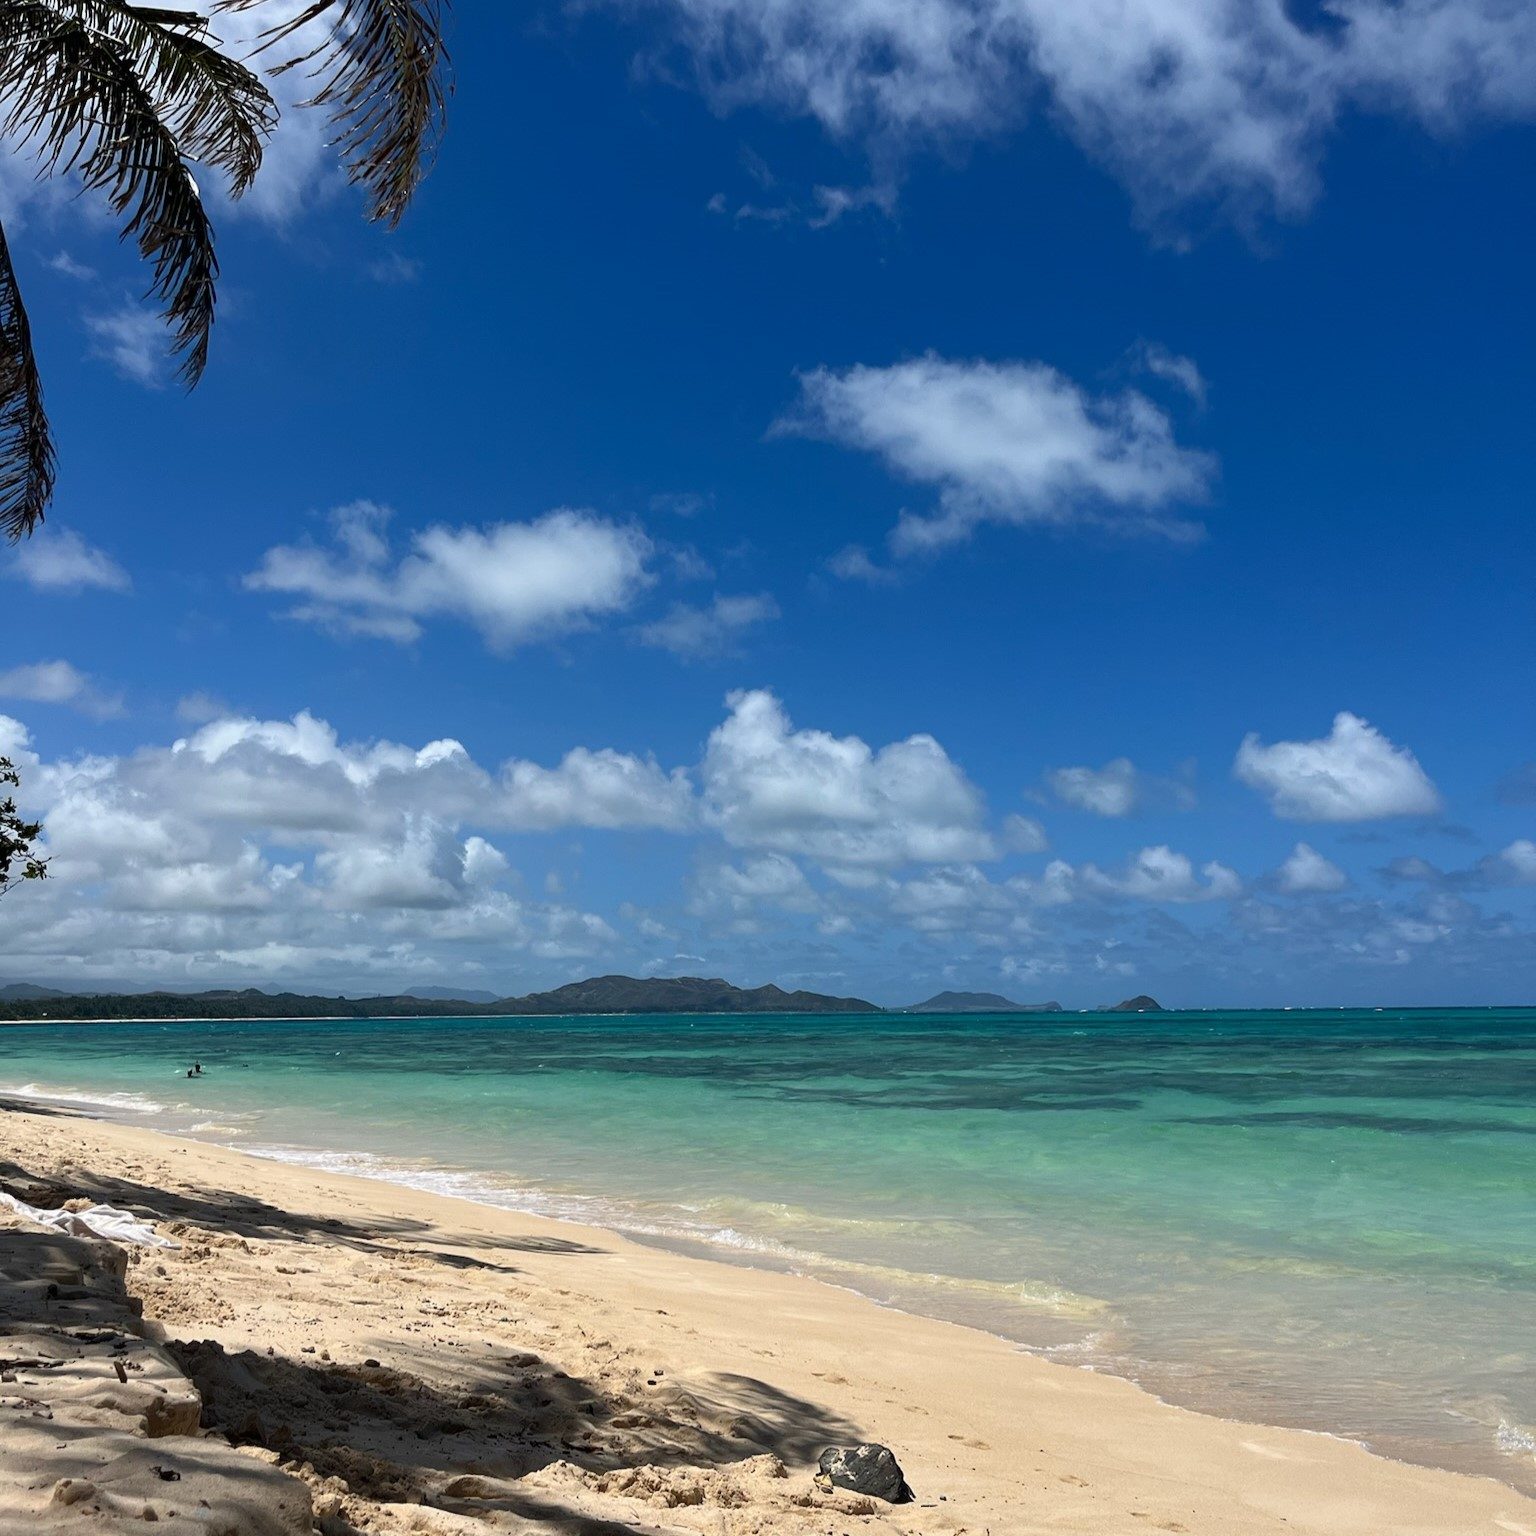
[219,0,449,225]
[84,0,279,196]
[2,3,221,382]
[0,219,55,540]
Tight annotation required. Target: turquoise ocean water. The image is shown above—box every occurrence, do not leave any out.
[1,1008,1533,1491]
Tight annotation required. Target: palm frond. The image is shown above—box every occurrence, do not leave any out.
[87,1,279,197]
[2,2,222,383]
[220,0,449,226]
[0,220,55,540]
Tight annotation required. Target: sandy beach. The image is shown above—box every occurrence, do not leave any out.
[0,1099,1530,1536]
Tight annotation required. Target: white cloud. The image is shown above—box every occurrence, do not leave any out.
[1049,758,1142,817]
[190,0,347,223]
[631,0,1536,224]
[316,820,506,911]
[1134,342,1207,406]
[637,592,780,658]
[176,691,233,725]
[1002,813,1048,853]
[648,491,713,518]
[48,251,96,282]
[0,660,123,719]
[5,529,130,592]
[500,748,694,831]
[1274,841,1349,894]
[690,852,819,919]
[0,0,437,238]
[367,252,423,285]
[701,687,995,869]
[4,695,1533,998]
[1079,845,1241,903]
[1235,712,1442,822]
[85,305,168,387]
[826,544,898,584]
[1388,839,1536,891]
[778,355,1213,553]
[247,501,654,650]
[1493,839,1536,886]
[0,707,654,986]
[888,862,1016,931]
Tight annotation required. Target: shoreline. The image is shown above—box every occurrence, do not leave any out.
[0,1100,1530,1533]
[6,1004,1533,1029]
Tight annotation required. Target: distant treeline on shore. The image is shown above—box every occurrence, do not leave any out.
[0,974,882,1023]
[0,975,1166,1024]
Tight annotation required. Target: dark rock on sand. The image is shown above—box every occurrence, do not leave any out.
[814,1443,913,1502]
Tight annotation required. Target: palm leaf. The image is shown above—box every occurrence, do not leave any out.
[0,219,55,540]
[2,2,222,383]
[220,0,449,226]
[87,1,278,196]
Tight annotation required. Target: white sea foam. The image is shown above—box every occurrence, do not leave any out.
[242,1143,609,1226]
[0,1081,169,1115]
[1497,1420,1536,1457]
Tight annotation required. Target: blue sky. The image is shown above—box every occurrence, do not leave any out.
[1,1,1533,1006]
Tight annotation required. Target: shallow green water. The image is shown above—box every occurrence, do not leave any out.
[2,1008,1533,1489]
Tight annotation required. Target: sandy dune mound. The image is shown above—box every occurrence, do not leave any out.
[0,1226,311,1535]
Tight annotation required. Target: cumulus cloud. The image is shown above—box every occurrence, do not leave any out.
[777,355,1213,553]
[5,689,1533,1000]
[887,862,1019,932]
[1235,712,1442,822]
[690,852,820,921]
[499,749,694,831]
[1078,845,1241,903]
[246,502,654,649]
[627,0,1536,225]
[1382,840,1536,891]
[0,661,124,719]
[1046,757,1196,816]
[1049,758,1142,817]
[0,707,670,987]
[636,592,780,658]
[316,821,507,911]
[701,688,995,869]
[1273,841,1349,894]
[4,529,129,592]
[1497,839,1536,885]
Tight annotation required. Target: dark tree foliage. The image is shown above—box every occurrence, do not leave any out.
[0,0,450,538]
[0,755,48,896]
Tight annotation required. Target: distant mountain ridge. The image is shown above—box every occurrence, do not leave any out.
[393,986,501,1004]
[505,975,876,1015]
[0,974,878,1023]
[904,991,1063,1013]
